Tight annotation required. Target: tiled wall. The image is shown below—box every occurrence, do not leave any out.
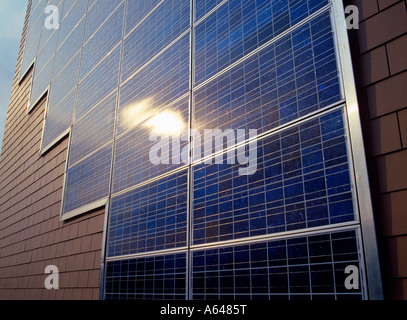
[347,0,407,299]
[0,1,104,300]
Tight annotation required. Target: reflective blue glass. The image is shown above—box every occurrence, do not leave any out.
[69,92,117,166]
[76,45,121,120]
[192,230,362,299]
[80,2,124,80]
[121,0,190,82]
[63,144,113,213]
[194,0,329,85]
[113,97,189,193]
[193,109,355,245]
[194,11,341,135]
[105,253,187,300]
[108,169,188,257]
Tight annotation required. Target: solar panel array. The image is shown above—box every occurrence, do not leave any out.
[21,0,369,299]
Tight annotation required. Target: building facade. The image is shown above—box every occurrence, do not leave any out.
[0,0,406,300]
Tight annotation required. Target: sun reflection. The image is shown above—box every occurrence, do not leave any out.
[121,98,154,130]
[145,110,186,136]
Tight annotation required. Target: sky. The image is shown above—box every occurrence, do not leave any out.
[0,1,27,153]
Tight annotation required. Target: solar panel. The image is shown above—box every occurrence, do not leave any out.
[20,0,376,300]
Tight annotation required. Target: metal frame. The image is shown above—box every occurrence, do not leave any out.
[331,0,383,300]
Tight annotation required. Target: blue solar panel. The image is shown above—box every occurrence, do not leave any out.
[108,169,188,257]
[193,108,354,245]
[19,0,372,300]
[105,253,187,300]
[194,10,342,135]
[84,0,123,43]
[63,144,113,213]
[80,2,124,80]
[192,230,362,300]
[69,92,117,166]
[195,0,224,21]
[121,0,190,82]
[42,88,76,148]
[113,96,189,193]
[75,44,121,120]
[119,33,190,118]
[194,0,329,85]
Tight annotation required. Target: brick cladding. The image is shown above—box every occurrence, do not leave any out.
[0,1,104,300]
[346,0,407,299]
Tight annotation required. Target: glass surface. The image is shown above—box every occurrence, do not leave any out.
[63,144,113,213]
[75,44,121,120]
[192,230,362,300]
[69,92,117,166]
[121,0,190,82]
[108,169,188,257]
[194,11,342,135]
[192,109,355,245]
[105,253,187,300]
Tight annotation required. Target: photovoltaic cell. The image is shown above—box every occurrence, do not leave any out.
[29,56,53,107]
[42,88,76,148]
[69,92,117,166]
[18,0,371,300]
[125,0,163,35]
[121,0,190,82]
[84,0,124,43]
[195,0,224,21]
[76,44,121,120]
[192,230,363,300]
[107,169,188,257]
[63,144,113,213]
[56,0,88,48]
[105,253,187,300]
[194,0,329,85]
[48,51,81,112]
[192,109,354,245]
[35,30,58,76]
[119,33,190,115]
[53,18,85,79]
[80,2,124,80]
[113,96,189,193]
[194,10,342,135]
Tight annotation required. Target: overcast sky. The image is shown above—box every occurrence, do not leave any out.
[0,1,27,153]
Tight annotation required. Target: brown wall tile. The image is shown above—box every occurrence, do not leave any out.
[366,71,407,118]
[358,46,389,87]
[387,34,407,75]
[377,190,407,237]
[367,112,401,156]
[376,149,407,193]
[358,2,407,53]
